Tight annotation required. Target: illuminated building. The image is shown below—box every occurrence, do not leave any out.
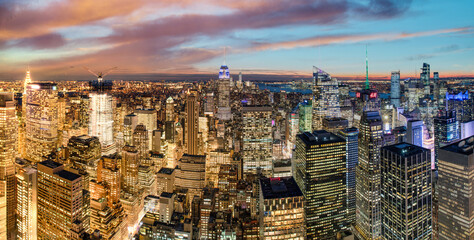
[312,67,341,130]
[259,177,305,239]
[286,111,299,152]
[200,188,219,239]
[165,97,175,142]
[322,117,348,134]
[390,71,401,107]
[406,120,423,147]
[16,166,37,240]
[434,111,459,170]
[151,130,161,154]
[186,91,199,155]
[0,93,16,240]
[156,167,175,196]
[206,149,232,187]
[175,154,206,203]
[217,63,232,120]
[420,63,430,95]
[37,160,86,239]
[67,135,101,179]
[89,91,115,155]
[123,114,137,145]
[354,90,380,129]
[338,127,359,225]
[204,92,215,115]
[381,143,432,239]
[121,145,140,194]
[446,90,472,123]
[354,111,384,240]
[25,83,59,163]
[433,72,440,104]
[294,130,347,238]
[461,120,474,139]
[438,136,474,240]
[97,155,121,206]
[218,164,238,210]
[242,105,273,177]
[298,100,312,133]
[133,124,149,160]
[135,109,157,150]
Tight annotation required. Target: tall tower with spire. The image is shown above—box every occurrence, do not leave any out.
[365,46,369,90]
[23,66,32,94]
[217,48,232,121]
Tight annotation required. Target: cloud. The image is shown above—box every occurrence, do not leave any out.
[14,33,66,49]
[251,27,473,51]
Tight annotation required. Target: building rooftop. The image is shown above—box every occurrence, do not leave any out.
[158,167,175,175]
[383,142,428,157]
[39,160,63,169]
[441,136,474,156]
[160,192,175,199]
[56,170,82,181]
[242,105,272,112]
[260,176,303,199]
[298,130,345,146]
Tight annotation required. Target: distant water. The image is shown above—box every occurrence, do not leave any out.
[257,83,312,94]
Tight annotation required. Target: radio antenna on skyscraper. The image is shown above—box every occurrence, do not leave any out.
[83,66,117,82]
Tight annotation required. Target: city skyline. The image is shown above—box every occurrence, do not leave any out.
[0,0,473,81]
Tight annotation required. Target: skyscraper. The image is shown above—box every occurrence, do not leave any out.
[134,108,157,150]
[298,100,312,133]
[434,111,459,170]
[259,177,305,239]
[121,145,140,194]
[25,83,59,162]
[390,71,401,107]
[294,130,346,239]
[339,127,359,225]
[242,105,273,177]
[186,91,199,155]
[217,63,232,120]
[381,143,432,239]
[354,111,384,240]
[420,63,430,95]
[165,97,175,142]
[438,136,474,239]
[16,166,37,240]
[406,120,423,147]
[89,91,115,155]
[37,160,86,239]
[312,67,341,130]
[0,92,17,240]
[175,154,206,204]
[67,135,101,179]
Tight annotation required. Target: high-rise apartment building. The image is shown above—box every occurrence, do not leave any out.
[312,67,341,130]
[37,160,86,239]
[242,105,273,177]
[25,83,59,162]
[16,166,37,240]
[294,130,346,239]
[67,135,101,179]
[0,92,17,240]
[338,127,359,225]
[438,136,474,239]
[390,71,401,107]
[381,143,432,239]
[186,91,199,155]
[259,177,305,239]
[354,111,384,240]
[406,120,423,147]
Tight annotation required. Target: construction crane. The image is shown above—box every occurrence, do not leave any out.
[83,66,117,82]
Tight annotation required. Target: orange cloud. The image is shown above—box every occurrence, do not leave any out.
[252,27,473,51]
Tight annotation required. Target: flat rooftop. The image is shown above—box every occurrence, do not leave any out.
[39,160,63,169]
[260,176,303,199]
[158,167,175,175]
[441,136,474,156]
[383,143,428,157]
[298,130,345,146]
[56,170,81,181]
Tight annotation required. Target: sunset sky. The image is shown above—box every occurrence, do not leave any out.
[0,0,473,81]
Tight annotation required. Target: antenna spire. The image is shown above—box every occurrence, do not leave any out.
[224,47,227,66]
[365,45,369,90]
